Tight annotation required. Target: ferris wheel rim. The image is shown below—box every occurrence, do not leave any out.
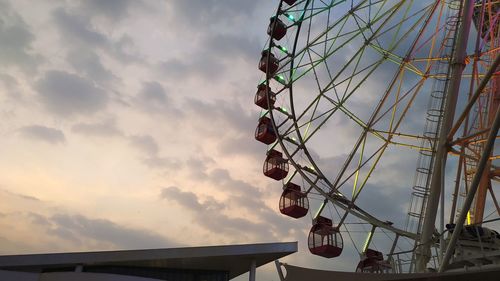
[264,0,443,239]
[259,1,500,270]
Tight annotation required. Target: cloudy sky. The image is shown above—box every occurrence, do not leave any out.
[1,0,495,280]
[0,0,340,279]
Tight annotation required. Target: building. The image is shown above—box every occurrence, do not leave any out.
[0,242,297,281]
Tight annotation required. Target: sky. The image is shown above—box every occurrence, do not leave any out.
[0,0,496,280]
[0,0,335,280]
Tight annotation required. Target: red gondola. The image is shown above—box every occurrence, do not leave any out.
[263,149,289,180]
[258,50,279,77]
[255,116,277,145]
[356,249,391,273]
[254,84,276,110]
[283,0,297,5]
[267,17,287,41]
[308,216,343,258]
[279,182,309,218]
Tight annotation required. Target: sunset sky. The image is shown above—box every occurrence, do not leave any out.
[2,1,494,280]
[0,0,345,279]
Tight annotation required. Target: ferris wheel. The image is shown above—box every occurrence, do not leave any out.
[254,0,499,274]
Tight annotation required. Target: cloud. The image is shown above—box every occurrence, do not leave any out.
[160,186,203,211]
[158,55,225,81]
[204,168,298,230]
[128,134,159,156]
[0,73,22,100]
[184,98,255,135]
[18,125,66,144]
[160,169,303,242]
[71,118,123,138]
[51,6,142,64]
[184,156,215,180]
[35,70,108,116]
[52,7,108,47]
[0,189,179,252]
[205,169,266,201]
[160,186,275,239]
[27,212,51,226]
[180,98,263,158]
[202,33,261,62]
[67,48,117,85]
[168,1,258,27]
[139,82,167,104]
[49,213,175,249]
[0,235,35,255]
[78,0,136,21]
[156,1,264,83]
[0,73,17,88]
[157,32,260,81]
[75,125,179,170]
[141,156,181,170]
[218,132,264,160]
[0,189,41,202]
[134,81,177,114]
[0,1,41,72]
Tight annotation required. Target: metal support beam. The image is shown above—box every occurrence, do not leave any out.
[249,259,256,281]
[472,63,500,224]
[449,152,464,224]
[362,225,377,253]
[275,260,285,281]
[389,234,400,257]
[388,234,400,273]
[439,104,500,272]
[487,183,500,216]
[448,54,500,139]
[416,0,476,272]
[75,265,83,272]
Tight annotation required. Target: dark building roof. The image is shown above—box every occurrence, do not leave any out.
[0,242,297,280]
[282,263,500,281]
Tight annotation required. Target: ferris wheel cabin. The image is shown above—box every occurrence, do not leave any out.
[268,17,287,40]
[255,116,277,145]
[259,50,279,77]
[279,182,309,218]
[356,248,391,273]
[263,149,289,180]
[254,84,276,110]
[308,216,343,258]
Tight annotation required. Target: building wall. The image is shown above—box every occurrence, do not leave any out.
[0,269,38,281]
[1,269,230,281]
[0,270,163,281]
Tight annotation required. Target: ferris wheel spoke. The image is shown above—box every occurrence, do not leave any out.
[310,181,417,238]
[277,96,326,139]
[319,5,425,101]
[288,0,345,24]
[304,2,330,98]
[336,141,388,193]
[285,1,379,78]
[289,3,406,89]
[327,11,433,99]
[291,29,367,85]
[370,41,452,130]
[318,94,390,143]
[365,4,437,75]
[372,2,429,48]
[327,67,423,192]
[352,145,390,201]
